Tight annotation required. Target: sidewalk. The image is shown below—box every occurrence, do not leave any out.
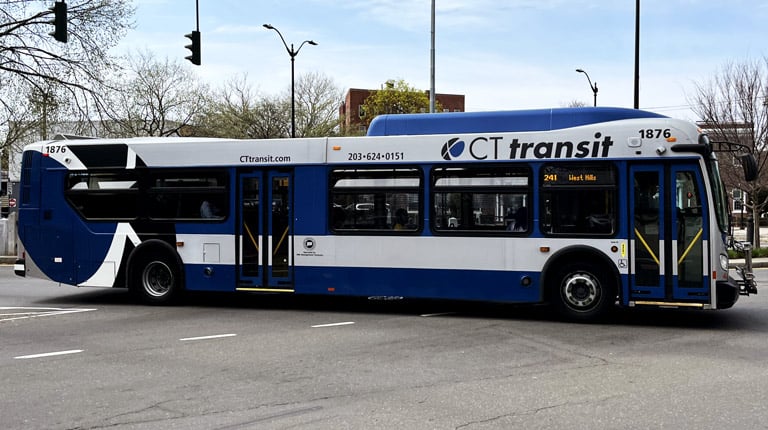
[731,258,768,269]
[730,256,768,269]
[730,226,768,268]
[0,256,16,265]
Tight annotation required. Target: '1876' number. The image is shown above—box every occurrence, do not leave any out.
[44,145,67,154]
[639,128,672,139]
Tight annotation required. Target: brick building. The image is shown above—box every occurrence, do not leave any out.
[339,88,465,134]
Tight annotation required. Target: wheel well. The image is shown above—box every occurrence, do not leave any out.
[540,246,619,301]
[126,239,185,290]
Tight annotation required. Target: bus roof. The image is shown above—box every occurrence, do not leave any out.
[366,107,667,136]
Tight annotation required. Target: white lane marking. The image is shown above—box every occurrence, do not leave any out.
[14,350,84,360]
[420,312,456,317]
[0,307,97,322]
[311,321,355,328]
[179,334,237,342]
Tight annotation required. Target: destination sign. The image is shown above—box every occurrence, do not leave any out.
[541,164,615,186]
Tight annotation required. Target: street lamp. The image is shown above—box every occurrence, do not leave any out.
[575,68,598,107]
[263,24,317,138]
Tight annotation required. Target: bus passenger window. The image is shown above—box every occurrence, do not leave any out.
[200,200,221,218]
[540,164,616,236]
[432,166,530,234]
[330,168,421,233]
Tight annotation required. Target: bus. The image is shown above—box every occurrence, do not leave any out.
[14,107,758,320]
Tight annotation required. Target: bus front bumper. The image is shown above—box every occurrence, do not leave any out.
[717,274,757,309]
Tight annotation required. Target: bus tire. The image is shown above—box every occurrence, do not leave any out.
[550,262,615,322]
[129,250,182,305]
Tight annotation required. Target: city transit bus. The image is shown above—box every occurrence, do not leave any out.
[14,107,758,320]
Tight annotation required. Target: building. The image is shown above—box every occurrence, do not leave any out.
[339,88,465,134]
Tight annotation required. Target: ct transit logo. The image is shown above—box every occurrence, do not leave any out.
[440,133,615,161]
[441,137,465,160]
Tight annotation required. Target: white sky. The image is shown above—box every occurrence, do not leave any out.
[116,0,768,121]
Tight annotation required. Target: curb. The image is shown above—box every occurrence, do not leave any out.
[730,258,768,269]
[0,256,16,265]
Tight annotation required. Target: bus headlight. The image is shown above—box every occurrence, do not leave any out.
[719,254,729,272]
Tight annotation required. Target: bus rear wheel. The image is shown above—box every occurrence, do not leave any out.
[551,262,615,321]
[130,252,182,305]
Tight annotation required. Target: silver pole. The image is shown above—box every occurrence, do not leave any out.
[429,0,436,113]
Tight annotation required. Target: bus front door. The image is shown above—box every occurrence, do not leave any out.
[237,170,294,292]
[629,164,710,305]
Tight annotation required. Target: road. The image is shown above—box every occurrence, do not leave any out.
[2,266,768,429]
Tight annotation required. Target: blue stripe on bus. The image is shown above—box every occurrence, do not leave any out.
[367,107,667,136]
[184,264,236,291]
[183,265,544,303]
[294,266,543,302]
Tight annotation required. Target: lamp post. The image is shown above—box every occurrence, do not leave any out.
[263,24,317,138]
[575,68,598,107]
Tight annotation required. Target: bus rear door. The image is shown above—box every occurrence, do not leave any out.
[629,163,710,306]
[237,170,294,292]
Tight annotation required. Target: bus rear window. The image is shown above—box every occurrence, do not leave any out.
[64,169,229,221]
[65,171,139,220]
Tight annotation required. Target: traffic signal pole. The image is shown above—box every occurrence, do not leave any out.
[184,0,201,65]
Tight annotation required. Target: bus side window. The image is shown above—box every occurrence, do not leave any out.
[330,167,421,233]
[330,204,346,229]
[432,166,530,234]
[200,200,221,218]
[540,164,616,236]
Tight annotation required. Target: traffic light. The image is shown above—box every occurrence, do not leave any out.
[49,1,67,43]
[184,30,201,65]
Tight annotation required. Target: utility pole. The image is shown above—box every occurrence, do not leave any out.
[429,0,436,113]
[634,0,640,109]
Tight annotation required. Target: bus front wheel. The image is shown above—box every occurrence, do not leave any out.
[130,252,182,305]
[550,262,615,321]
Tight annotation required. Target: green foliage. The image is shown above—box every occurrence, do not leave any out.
[728,246,768,259]
[360,79,442,126]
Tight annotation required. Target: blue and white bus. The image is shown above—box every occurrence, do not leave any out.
[14,107,758,320]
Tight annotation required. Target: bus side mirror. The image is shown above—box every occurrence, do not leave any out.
[738,153,758,182]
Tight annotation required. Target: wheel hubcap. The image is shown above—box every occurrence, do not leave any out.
[562,272,599,311]
[142,261,173,297]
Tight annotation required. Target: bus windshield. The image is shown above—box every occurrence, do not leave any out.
[706,155,730,233]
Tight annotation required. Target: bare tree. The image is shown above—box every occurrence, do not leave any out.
[291,71,343,137]
[564,99,588,108]
[249,96,290,139]
[196,74,289,139]
[0,1,134,132]
[102,51,210,137]
[196,74,258,138]
[690,58,768,246]
[192,71,341,139]
[0,79,41,171]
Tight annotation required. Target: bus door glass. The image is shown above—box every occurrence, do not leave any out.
[237,170,293,291]
[629,164,709,303]
[671,165,708,300]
